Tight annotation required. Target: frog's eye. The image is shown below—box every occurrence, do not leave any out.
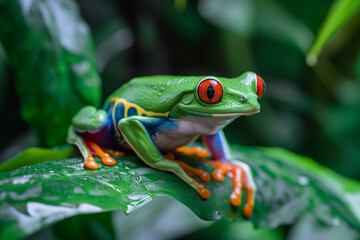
[256,75,266,98]
[197,78,223,104]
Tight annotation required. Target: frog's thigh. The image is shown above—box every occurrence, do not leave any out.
[118,116,202,191]
[118,116,163,161]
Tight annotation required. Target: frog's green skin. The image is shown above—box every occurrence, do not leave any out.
[67,71,264,209]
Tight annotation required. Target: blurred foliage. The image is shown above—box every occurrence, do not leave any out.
[0,0,359,239]
[0,145,72,172]
[0,0,101,147]
[180,218,284,240]
[0,43,7,113]
[1,145,360,239]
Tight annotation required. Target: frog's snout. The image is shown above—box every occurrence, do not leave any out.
[241,96,260,113]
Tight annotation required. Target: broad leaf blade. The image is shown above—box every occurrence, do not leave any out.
[0,145,359,239]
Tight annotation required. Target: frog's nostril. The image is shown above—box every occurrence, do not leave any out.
[240,96,246,102]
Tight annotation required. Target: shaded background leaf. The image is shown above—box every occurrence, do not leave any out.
[0,0,101,147]
[0,145,72,172]
[307,0,360,66]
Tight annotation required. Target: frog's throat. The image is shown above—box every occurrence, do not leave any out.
[182,107,260,117]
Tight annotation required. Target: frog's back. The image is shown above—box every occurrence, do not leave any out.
[103,75,205,114]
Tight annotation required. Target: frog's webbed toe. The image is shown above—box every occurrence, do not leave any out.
[164,153,210,182]
[175,146,210,158]
[84,140,117,166]
[102,148,125,157]
[207,160,255,218]
[161,153,210,199]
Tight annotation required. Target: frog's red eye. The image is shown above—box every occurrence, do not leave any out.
[197,78,223,104]
[256,75,266,98]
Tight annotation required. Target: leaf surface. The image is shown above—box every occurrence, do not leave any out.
[0,145,359,239]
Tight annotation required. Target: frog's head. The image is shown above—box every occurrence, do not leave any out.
[171,71,265,118]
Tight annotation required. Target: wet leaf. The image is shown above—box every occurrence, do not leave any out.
[0,144,359,239]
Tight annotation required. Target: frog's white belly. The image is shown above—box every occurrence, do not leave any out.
[115,115,237,152]
[151,116,236,152]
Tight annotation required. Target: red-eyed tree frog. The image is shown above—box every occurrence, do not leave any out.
[67,71,266,218]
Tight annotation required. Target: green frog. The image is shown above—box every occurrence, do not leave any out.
[67,71,266,217]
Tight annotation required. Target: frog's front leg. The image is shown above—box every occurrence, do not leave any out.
[118,116,210,199]
[203,131,256,218]
[67,106,116,169]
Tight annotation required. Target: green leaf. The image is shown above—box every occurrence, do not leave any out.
[174,0,188,12]
[306,0,360,66]
[0,144,359,239]
[0,0,102,146]
[0,145,73,172]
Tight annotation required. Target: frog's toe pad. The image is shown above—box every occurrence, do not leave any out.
[198,186,211,199]
[101,154,116,166]
[211,169,225,182]
[230,192,241,206]
[199,171,211,182]
[85,157,99,169]
[243,203,254,218]
[191,176,211,199]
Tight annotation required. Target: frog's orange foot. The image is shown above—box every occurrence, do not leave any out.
[175,146,210,159]
[208,160,255,218]
[164,154,210,182]
[83,139,118,167]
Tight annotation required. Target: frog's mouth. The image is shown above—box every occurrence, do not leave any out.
[183,108,259,117]
[212,110,259,117]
